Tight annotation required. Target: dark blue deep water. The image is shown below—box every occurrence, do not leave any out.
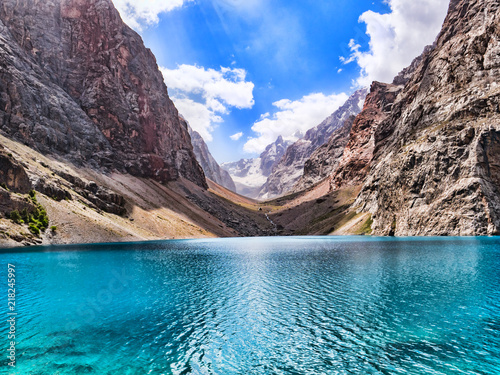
[0,236,500,374]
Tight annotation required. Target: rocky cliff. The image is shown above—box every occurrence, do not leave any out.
[294,115,356,192]
[260,136,291,176]
[187,124,236,191]
[259,88,368,199]
[0,0,206,187]
[0,144,31,194]
[354,0,500,236]
[221,136,291,198]
[330,82,402,190]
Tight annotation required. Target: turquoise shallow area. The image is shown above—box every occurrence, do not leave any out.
[0,236,500,374]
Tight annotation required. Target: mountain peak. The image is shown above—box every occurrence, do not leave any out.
[259,87,369,199]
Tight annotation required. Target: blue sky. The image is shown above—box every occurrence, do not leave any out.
[112,0,449,163]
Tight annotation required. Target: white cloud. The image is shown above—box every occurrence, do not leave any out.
[244,92,348,154]
[112,0,190,31]
[230,132,244,141]
[171,97,223,141]
[343,0,449,86]
[161,65,254,141]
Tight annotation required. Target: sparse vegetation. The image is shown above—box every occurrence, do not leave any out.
[29,223,40,235]
[29,189,37,202]
[9,210,22,223]
[356,215,373,235]
[9,191,49,236]
[0,182,8,190]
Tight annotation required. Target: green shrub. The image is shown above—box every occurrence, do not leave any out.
[0,182,8,190]
[28,190,37,203]
[10,196,50,236]
[39,216,48,229]
[50,226,57,232]
[28,223,40,235]
[9,210,22,223]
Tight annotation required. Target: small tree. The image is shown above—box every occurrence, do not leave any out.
[28,190,37,202]
[29,223,40,235]
[9,210,21,223]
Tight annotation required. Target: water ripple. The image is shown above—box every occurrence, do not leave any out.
[0,237,499,374]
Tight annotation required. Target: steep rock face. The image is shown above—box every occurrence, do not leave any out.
[355,0,500,236]
[294,115,356,191]
[0,145,31,193]
[392,44,436,86]
[221,136,291,198]
[259,88,368,199]
[260,136,291,176]
[0,0,206,187]
[330,82,402,190]
[188,124,236,192]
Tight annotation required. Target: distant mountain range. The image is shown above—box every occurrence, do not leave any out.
[258,88,368,199]
[221,136,292,198]
[220,88,368,199]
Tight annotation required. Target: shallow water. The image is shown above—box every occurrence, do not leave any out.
[0,236,499,374]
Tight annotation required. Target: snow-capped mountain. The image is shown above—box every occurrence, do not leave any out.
[221,136,292,198]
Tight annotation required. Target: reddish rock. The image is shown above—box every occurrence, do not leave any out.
[0,0,206,187]
[330,82,402,190]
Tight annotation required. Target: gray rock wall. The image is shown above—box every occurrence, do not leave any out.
[355,0,500,236]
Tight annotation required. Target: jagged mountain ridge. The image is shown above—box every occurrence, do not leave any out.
[221,136,292,198]
[187,124,236,191]
[259,88,368,199]
[0,0,205,187]
[330,81,403,190]
[293,115,356,192]
[292,45,431,197]
[293,81,402,195]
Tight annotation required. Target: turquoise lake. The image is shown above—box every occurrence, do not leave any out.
[0,236,499,374]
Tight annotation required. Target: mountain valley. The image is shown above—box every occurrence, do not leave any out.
[1,0,499,246]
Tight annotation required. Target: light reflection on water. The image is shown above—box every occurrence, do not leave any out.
[0,236,498,374]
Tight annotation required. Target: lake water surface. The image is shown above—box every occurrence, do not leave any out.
[1,236,499,374]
